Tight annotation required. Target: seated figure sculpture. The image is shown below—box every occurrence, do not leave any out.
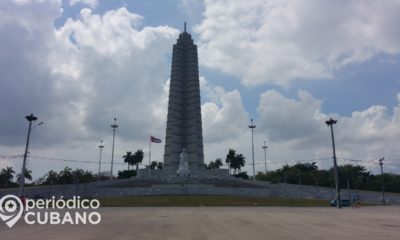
[176,148,190,177]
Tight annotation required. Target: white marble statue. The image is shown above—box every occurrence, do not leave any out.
[176,148,190,177]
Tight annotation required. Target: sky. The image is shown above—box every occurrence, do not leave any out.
[1,0,400,181]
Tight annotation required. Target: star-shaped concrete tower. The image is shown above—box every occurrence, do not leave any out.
[163,22,205,174]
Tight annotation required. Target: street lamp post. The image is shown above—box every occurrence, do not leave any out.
[98,140,104,182]
[110,118,118,180]
[379,157,385,205]
[248,118,256,180]
[262,141,268,174]
[19,113,38,197]
[325,118,341,208]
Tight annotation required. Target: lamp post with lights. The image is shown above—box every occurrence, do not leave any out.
[379,157,385,205]
[19,113,42,197]
[262,141,268,174]
[325,118,341,208]
[98,140,104,182]
[110,118,118,180]
[248,118,256,180]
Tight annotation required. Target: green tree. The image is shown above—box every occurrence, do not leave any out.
[79,170,95,183]
[43,170,59,185]
[16,168,33,184]
[157,162,163,170]
[253,162,391,194]
[118,170,136,179]
[227,153,245,174]
[318,169,334,188]
[214,158,223,169]
[234,172,249,179]
[72,168,91,183]
[293,162,318,185]
[233,154,246,173]
[132,149,144,172]
[149,161,157,170]
[59,167,73,184]
[207,161,214,169]
[123,151,134,170]
[339,164,366,189]
[225,149,246,174]
[206,158,223,170]
[0,166,15,188]
[226,149,236,174]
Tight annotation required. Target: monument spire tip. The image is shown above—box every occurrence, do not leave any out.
[184,21,186,32]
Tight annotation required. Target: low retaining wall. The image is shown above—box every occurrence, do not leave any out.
[0,179,399,204]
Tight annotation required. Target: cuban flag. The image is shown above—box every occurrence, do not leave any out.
[150,136,162,143]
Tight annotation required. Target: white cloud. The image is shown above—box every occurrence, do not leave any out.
[69,0,98,8]
[195,0,400,86]
[52,7,179,141]
[179,0,205,25]
[256,89,400,172]
[0,2,179,178]
[1,0,400,180]
[202,88,248,143]
[0,0,65,145]
[258,90,325,142]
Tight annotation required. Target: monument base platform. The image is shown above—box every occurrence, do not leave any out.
[137,167,230,183]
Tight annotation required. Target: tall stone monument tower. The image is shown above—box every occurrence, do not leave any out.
[163,23,204,173]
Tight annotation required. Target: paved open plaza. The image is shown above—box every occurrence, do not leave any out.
[1,206,399,240]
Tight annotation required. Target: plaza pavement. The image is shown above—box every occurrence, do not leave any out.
[1,206,399,240]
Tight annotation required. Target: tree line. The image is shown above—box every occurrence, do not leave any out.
[0,166,33,188]
[0,147,166,188]
[4,147,398,192]
[0,166,96,188]
[255,162,400,193]
[0,148,248,187]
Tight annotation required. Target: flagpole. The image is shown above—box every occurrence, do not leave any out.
[148,135,151,178]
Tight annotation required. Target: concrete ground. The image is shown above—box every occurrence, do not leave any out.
[1,206,400,240]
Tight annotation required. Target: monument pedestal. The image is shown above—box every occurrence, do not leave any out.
[137,167,230,183]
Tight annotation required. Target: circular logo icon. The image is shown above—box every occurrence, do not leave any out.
[0,195,24,228]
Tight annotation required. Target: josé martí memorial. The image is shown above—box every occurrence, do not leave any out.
[3,24,400,203]
[136,23,229,181]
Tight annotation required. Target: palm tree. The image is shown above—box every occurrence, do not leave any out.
[234,154,246,173]
[339,164,367,198]
[132,149,144,172]
[72,168,85,183]
[16,169,33,184]
[59,167,73,184]
[1,166,15,188]
[207,161,215,169]
[293,162,317,185]
[44,170,58,185]
[123,151,133,170]
[207,158,223,169]
[84,170,95,182]
[214,158,223,169]
[226,149,236,174]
